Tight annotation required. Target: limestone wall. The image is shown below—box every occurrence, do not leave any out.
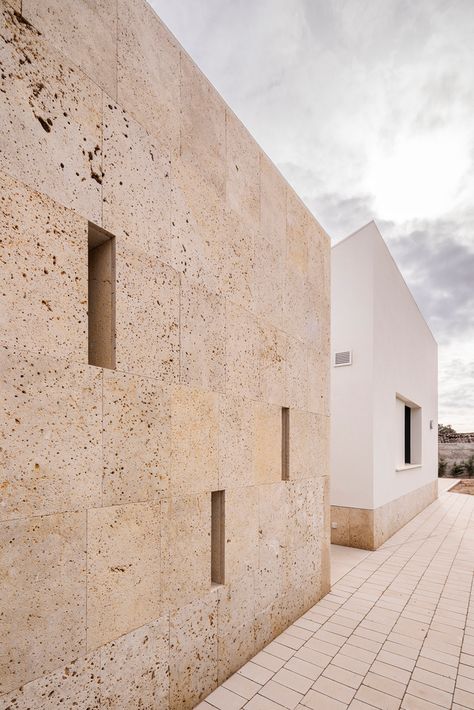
[0,1,330,708]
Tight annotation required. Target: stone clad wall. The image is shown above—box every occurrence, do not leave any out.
[0,1,330,707]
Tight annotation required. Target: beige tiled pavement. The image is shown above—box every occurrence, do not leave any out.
[198,483,474,709]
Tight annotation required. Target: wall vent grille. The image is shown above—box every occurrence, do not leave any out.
[334,350,352,367]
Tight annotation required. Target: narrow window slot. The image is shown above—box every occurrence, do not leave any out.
[211,490,225,585]
[404,405,411,464]
[282,407,290,480]
[88,223,116,369]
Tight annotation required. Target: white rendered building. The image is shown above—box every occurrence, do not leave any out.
[331,222,438,549]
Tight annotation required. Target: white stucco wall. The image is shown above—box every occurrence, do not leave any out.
[372,230,438,508]
[331,225,374,509]
[331,221,438,511]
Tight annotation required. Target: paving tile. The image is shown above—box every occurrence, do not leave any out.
[284,657,324,682]
[407,679,452,708]
[312,676,356,703]
[223,673,262,700]
[411,666,455,693]
[272,669,313,694]
[238,662,274,685]
[205,686,246,709]
[258,679,303,709]
[454,688,474,709]
[301,689,348,709]
[323,664,364,690]
[363,671,406,699]
[355,684,401,709]
[252,651,286,672]
[245,695,286,710]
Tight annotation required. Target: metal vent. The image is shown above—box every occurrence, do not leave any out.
[334,350,352,367]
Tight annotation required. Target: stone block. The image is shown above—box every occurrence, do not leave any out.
[254,231,285,330]
[170,593,219,709]
[115,247,179,381]
[259,324,287,406]
[0,652,101,710]
[102,102,171,261]
[0,346,101,521]
[226,109,260,227]
[170,385,219,496]
[260,154,287,250]
[0,171,88,360]
[224,486,259,583]
[0,5,102,222]
[218,393,255,489]
[221,208,255,312]
[218,575,256,682]
[22,0,117,97]
[253,402,282,485]
[0,511,86,694]
[86,502,162,650]
[180,51,226,198]
[102,369,171,506]
[161,493,211,609]
[117,0,180,154]
[289,409,322,480]
[287,337,309,410]
[170,155,223,293]
[308,347,329,415]
[180,278,226,392]
[257,483,287,613]
[100,616,169,709]
[225,302,262,401]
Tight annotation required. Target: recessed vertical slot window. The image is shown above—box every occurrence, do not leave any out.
[404,405,411,464]
[88,222,116,369]
[282,407,290,481]
[211,490,225,586]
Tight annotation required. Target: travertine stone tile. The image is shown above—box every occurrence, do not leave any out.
[225,487,259,582]
[218,576,257,682]
[226,110,260,227]
[180,278,226,392]
[100,616,169,709]
[117,0,180,154]
[254,231,285,331]
[170,593,219,709]
[170,385,219,496]
[87,502,161,650]
[289,409,320,480]
[221,208,256,312]
[102,369,171,506]
[308,347,329,415]
[287,338,309,410]
[0,171,87,360]
[253,402,282,485]
[254,598,289,650]
[180,51,226,198]
[170,155,223,293]
[22,0,117,97]
[259,325,287,406]
[226,302,262,401]
[161,493,211,609]
[0,651,101,709]
[115,247,179,381]
[257,483,287,612]
[0,511,86,694]
[0,4,102,222]
[286,479,323,551]
[260,154,286,250]
[218,393,255,489]
[0,347,101,520]
[102,102,171,261]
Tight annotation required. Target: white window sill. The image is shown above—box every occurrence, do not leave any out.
[396,464,422,472]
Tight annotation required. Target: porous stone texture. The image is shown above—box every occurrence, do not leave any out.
[0,0,330,707]
[331,478,438,549]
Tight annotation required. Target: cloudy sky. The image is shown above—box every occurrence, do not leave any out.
[152,0,474,431]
